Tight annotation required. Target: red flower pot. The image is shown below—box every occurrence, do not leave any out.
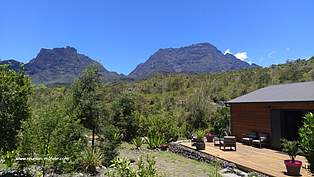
[284,160,302,176]
[206,132,215,142]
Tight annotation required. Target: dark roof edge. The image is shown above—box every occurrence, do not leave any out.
[226,100,314,104]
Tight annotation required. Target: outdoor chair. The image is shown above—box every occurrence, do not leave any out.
[191,134,197,142]
[220,136,236,151]
[252,133,268,148]
[214,129,229,146]
[213,136,224,146]
[241,131,257,145]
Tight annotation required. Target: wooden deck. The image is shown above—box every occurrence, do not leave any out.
[180,141,312,177]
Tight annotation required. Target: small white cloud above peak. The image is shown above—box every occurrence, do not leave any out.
[224,48,248,61]
[234,52,248,61]
[224,48,232,55]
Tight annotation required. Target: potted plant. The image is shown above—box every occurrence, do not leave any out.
[195,130,205,150]
[281,139,302,176]
[205,128,215,142]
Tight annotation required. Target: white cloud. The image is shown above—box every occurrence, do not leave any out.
[234,52,248,61]
[224,48,232,55]
[285,48,291,52]
[224,48,249,61]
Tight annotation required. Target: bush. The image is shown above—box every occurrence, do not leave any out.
[96,124,120,166]
[210,107,230,135]
[2,151,16,168]
[106,157,136,177]
[146,134,165,149]
[132,137,144,150]
[141,112,180,143]
[0,65,31,152]
[80,148,103,175]
[299,112,314,172]
[17,103,85,173]
[185,99,209,132]
[111,95,138,142]
[106,155,160,177]
[137,155,158,177]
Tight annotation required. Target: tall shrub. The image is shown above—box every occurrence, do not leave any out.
[71,64,102,149]
[299,112,314,172]
[111,95,138,141]
[17,103,85,173]
[210,107,230,135]
[0,65,31,152]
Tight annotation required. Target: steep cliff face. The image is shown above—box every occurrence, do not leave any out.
[23,46,120,85]
[129,43,258,79]
[0,43,260,85]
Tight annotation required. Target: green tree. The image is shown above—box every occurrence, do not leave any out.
[70,65,119,166]
[210,107,230,135]
[70,65,102,149]
[111,95,138,141]
[185,92,212,133]
[0,65,31,152]
[17,103,85,174]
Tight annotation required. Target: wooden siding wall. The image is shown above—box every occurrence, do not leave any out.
[230,102,314,141]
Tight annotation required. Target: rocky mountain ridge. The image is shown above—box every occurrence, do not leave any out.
[129,43,259,79]
[0,43,260,85]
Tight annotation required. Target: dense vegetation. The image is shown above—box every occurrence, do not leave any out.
[299,112,314,172]
[0,57,314,175]
[0,65,30,152]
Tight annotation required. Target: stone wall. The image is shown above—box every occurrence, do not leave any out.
[168,142,269,177]
[168,142,236,168]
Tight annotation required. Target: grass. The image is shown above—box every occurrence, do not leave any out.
[118,143,220,177]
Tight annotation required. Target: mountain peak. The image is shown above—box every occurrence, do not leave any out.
[37,46,78,59]
[25,46,120,85]
[190,42,216,47]
[129,42,256,79]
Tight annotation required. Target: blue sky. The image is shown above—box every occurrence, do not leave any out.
[1,0,314,74]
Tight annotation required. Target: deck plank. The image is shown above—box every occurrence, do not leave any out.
[180,141,312,177]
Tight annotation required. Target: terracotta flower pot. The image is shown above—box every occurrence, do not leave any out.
[284,160,302,176]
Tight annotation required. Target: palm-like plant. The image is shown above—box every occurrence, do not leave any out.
[281,139,302,162]
[195,130,205,142]
[107,157,136,177]
[80,147,103,174]
[132,136,144,150]
[146,134,165,149]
